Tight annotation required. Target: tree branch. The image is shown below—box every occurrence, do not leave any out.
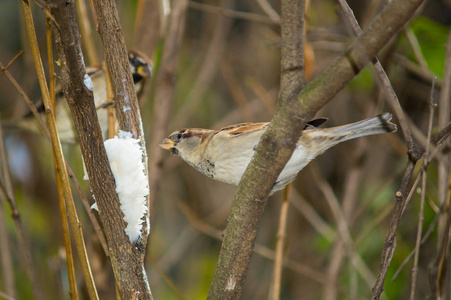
[208,0,424,298]
[50,0,152,298]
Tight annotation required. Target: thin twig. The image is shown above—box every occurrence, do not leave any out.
[409,78,435,299]
[46,13,79,299]
[429,27,451,299]
[20,0,98,297]
[393,54,442,88]
[75,0,99,65]
[335,2,429,298]
[0,59,109,256]
[256,0,280,23]
[310,163,375,288]
[437,24,451,250]
[148,256,190,300]
[290,189,336,241]
[405,28,429,70]
[177,201,327,283]
[0,51,23,78]
[220,60,254,122]
[0,126,16,299]
[0,65,43,300]
[188,1,279,25]
[428,174,451,297]
[271,184,291,300]
[392,192,448,280]
[246,77,276,114]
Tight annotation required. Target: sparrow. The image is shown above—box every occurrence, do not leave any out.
[12,51,152,142]
[159,113,397,193]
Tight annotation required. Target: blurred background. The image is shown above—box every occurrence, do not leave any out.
[0,0,450,299]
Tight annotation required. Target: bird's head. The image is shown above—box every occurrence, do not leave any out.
[128,50,152,84]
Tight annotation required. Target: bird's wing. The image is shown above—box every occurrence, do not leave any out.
[219,122,269,137]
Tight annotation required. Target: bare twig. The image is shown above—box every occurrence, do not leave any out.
[437,24,451,253]
[337,0,415,152]
[409,79,435,299]
[334,2,434,298]
[0,58,109,256]
[310,163,375,288]
[148,256,189,300]
[75,0,99,65]
[428,175,451,297]
[46,13,78,299]
[271,184,291,300]
[393,54,442,88]
[428,28,451,299]
[188,1,278,25]
[246,77,276,114]
[256,0,280,23]
[405,28,428,70]
[392,192,448,280]
[290,189,336,241]
[20,0,99,297]
[0,51,23,78]
[220,60,254,122]
[0,128,16,299]
[177,201,327,283]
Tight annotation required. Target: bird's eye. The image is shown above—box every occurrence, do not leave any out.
[177,133,183,140]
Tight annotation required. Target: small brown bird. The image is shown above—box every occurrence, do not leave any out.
[12,51,152,142]
[159,113,397,193]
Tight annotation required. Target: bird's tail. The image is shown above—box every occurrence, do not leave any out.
[325,112,397,142]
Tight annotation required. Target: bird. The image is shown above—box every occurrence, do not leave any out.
[11,51,152,143]
[158,113,397,193]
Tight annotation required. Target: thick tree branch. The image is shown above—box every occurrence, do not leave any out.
[208,0,306,298]
[208,0,424,298]
[50,0,152,298]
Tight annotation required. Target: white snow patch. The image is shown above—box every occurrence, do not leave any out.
[83,74,93,91]
[226,276,236,291]
[82,156,89,180]
[104,130,149,242]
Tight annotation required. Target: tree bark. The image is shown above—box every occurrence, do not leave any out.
[207,0,424,298]
[51,0,152,298]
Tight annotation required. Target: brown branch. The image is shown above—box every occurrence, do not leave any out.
[428,28,451,299]
[0,57,109,256]
[208,0,425,298]
[188,1,278,25]
[409,81,435,299]
[21,0,98,297]
[208,0,306,297]
[50,0,151,298]
[46,13,79,299]
[271,184,291,300]
[75,0,99,65]
[0,123,17,299]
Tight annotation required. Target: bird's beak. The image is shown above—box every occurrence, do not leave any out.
[137,64,152,79]
[158,138,175,150]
